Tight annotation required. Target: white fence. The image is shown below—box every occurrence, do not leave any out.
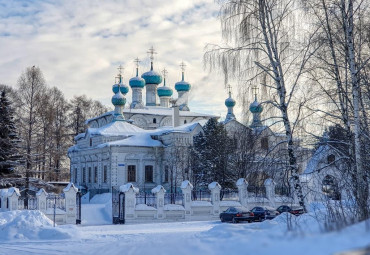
[0,183,79,225]
[121,178,296,224]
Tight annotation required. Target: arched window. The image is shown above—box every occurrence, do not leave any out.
[322,175,340,200]
[153,118,157,124]
[327,154,335,164]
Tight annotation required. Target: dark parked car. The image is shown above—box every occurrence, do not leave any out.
[276,205,304,216]
[220,207,254,223]
[251,206,279,221]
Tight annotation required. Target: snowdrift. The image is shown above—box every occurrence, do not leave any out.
[0,210,76,241]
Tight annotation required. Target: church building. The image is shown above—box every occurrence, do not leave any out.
[68,48,215,193]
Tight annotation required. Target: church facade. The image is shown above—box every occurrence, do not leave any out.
[68,50,214,192]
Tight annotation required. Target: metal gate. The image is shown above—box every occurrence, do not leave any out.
[76,192,82,224]
[112,186,125,224]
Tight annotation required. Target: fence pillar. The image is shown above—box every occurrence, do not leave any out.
[264,178,276,208]
[63,183,78,224]
[208,182,221,216]
[120,183,139,219]
[181,180,193,219]
[236,178,248,208]
[7,188,20,210]
[152,185,165,219]
[36,188,48,212]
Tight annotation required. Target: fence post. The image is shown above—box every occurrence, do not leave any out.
[236,178,248,208]
[264,178,276,208]
[7,188,20,210]
[120,183,139,220]
[180,180,193,220]
[36,188,48,212]
[152,185,165,219]
[63,183,78,224]
[208,182,221,216]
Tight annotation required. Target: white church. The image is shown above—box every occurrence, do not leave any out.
[68,47,335,201]
[68,48,218,193]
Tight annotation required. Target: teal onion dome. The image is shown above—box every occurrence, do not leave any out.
[129,76,145,88]
[225,97,236,107]
[112,82,129,94]
[175,80,191,92]
[249,100,263,113]
[141,70,163,85]
[111,91,126,106]
[157,86,173,97]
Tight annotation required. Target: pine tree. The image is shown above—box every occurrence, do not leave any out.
[0,90,21,175]
[193,118,237,189]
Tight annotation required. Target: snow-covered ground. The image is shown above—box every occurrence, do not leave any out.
[1,195,369,255]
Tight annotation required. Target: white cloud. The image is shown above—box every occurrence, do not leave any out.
[0,0,244,121]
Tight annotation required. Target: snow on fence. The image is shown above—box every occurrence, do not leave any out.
[119,178,295,224]
[0,183,79,225]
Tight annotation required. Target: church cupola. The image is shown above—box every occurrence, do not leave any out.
[129,58,145,109]
[111,65,126,121]
[224,85,236,122]
[157,68,173,108]
[141,46,163,106]
[112,65,129,95]
[174,62,191,111]
[249,86,263,128]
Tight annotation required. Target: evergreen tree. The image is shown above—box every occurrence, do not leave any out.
[192,118,237,189]
[0,90,21,175]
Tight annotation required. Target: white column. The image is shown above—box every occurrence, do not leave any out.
[264,178,276,208]
[181,180,193,220]
[236,178,248,208]
[7,188,20,210]
[152,185,165,219]
[208,182,221,215]
[63,183,78,224]
[120,183,139,220]
[36,188,48,212]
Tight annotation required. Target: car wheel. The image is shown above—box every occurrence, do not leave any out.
[221,217,225,222]
[232,217,238,224]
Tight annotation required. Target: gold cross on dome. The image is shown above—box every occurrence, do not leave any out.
[227,84,232,94]
[134,57,140,68]
[147,46,157,61]
[252,86,259,99]
[162,68,168,79]
[180,61,186,72]
[117,65,124,75]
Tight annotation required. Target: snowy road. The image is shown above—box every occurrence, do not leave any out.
[1,219,370,255]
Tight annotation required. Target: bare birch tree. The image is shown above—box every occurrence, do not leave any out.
[205,0,320,211]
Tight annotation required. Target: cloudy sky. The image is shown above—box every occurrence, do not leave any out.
[0,0,243,120]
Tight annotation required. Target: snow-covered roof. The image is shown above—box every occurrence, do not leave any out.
[151,185,166,194]
[0,187,20,197]
[236,178,248,187]
[88,121,144,137]
[85,107,217,125]
[63,183,78,193]
[99,134,163,148]
[303,145,330,174]
[36,188,48,196]
[120,183,139,193]
[181,180,193,189]
[264,178,275,186]
[208,182,221,190]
